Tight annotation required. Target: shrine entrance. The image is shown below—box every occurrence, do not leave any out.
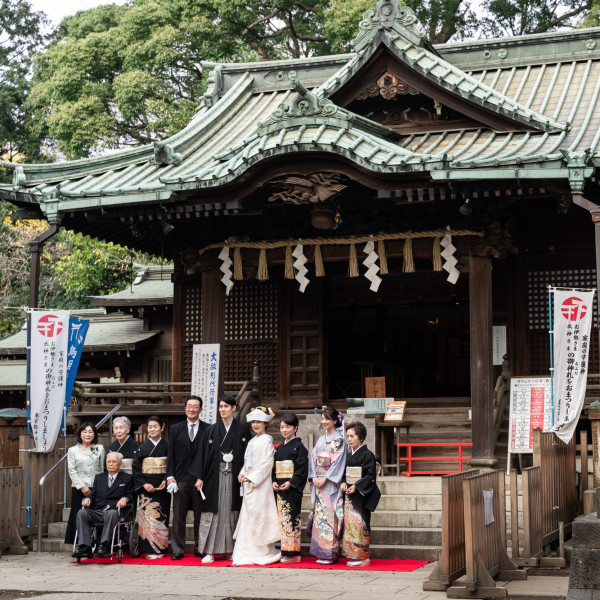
[326,269,471,401]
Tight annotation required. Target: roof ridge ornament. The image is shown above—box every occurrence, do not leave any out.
[257,72,350,134]
[352,0,425,52]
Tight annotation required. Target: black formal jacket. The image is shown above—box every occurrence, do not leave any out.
[107,436,140,459]
[166,419,209,482]
[88,471,134,511]
[189,419,249,513]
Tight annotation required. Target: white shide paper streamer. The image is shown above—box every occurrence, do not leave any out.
[440,232,460,285]
[218,246,234,295]
[362,240,381,292]
[292,244,309,292]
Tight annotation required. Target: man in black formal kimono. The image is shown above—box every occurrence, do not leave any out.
[166,395,209,559]
[72,452,134,558]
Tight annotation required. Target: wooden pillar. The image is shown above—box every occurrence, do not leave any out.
[201,269,226,397]
[469,254,497,464]
[171,256,184,390]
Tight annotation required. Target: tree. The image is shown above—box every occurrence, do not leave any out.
[0,0,46,161]
[478,0,593,37]
[25,0,335,159]
[0,200,163,340]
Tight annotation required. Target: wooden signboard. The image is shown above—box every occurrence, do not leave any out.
[365,376,386,398]
[384,401,406,422]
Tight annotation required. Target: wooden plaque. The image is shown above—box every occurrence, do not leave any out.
[384,401,406,422]
[365,376,386,398]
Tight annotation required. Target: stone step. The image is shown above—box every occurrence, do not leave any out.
[300,509,441,528]
[300,493,442,511]
[37,536,440,561]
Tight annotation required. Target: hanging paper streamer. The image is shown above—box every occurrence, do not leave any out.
[362,241,381,292]
[440,231,460,284]
[292,244,309,292]
[218,246,234,295]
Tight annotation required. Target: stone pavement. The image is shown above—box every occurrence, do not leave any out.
[0,553,568,600]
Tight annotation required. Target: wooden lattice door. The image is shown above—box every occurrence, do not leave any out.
[281,281,325,408]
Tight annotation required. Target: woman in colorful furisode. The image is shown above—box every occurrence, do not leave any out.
[232,406,281,566]
[132,415,170,559]
[107,416,140,475]
[272,413,308,564]
[64,422,105,545]
[307,406,347,564]
[340,421,381,567]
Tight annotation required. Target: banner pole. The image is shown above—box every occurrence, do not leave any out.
[26,308,32,527]
[549,288,555,428]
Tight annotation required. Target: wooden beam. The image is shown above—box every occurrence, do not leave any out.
[469,254,497,464]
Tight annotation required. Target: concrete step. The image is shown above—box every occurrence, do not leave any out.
[300,509,441,528]
[300,493,442,511]
[37,536,441,561]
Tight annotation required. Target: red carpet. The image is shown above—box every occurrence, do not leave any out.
[72,554,428,571]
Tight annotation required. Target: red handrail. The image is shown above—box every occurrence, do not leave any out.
[396,442,473,477]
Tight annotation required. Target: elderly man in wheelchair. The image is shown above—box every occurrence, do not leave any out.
[72,451,134,560]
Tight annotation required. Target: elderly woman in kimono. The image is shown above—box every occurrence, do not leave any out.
[231,406,281,566]
[307,406,347,564]
[340,421,381,567]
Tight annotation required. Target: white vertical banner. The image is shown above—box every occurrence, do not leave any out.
[30,310,70,452]
[552,289,595,443]
[191,343,220,424]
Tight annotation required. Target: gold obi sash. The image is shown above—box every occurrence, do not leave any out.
[346,466,362,485]
[276,460,294,479]
[315,451,332,475]
[142,457,167,474]
[120,458,133,475]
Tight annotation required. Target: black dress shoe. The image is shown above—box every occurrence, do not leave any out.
[93,543,111,557]
[194,552,202,558]
[171,553,184,560]
[72,545,93,559]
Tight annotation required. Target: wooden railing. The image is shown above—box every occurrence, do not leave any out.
[447,470,525,598]
[423,469,479,592]
[520,466,543,563]
[532,429,577,546]
[0,467,24,555]
[397,442,472,476]
[493,371,510,454]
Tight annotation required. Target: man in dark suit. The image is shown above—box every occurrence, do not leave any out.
[166,395,208,560]
[72,452,134,558]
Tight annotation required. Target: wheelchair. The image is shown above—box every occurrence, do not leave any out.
[73,504,141,563]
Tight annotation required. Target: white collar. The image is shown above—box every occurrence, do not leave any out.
[187,419,198,427]
[351,444,364,455]
[149,437,161,446]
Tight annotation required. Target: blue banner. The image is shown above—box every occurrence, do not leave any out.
[63,317,89,423]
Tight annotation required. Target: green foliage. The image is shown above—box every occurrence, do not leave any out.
[0,200,164,339]
[0,0,46,161]
[478,0,593,36]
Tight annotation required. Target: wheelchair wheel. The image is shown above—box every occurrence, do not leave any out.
[129,523,140,558]
[117,548,123,564]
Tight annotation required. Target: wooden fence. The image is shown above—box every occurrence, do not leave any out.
[0,467,24,555]
[423,469,479,591]
[521,466,543,563]
[532,429,577,545]
[446,470,525,599]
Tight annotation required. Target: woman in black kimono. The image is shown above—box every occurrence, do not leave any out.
[107,416,139,475]
[272,413,308,563]
[340,421,381,567]
[132,415,170,559]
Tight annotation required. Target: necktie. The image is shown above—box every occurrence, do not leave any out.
[108,475,114,488]
[189,423,195,441]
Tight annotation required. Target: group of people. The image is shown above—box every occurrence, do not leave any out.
[66,396,380,567]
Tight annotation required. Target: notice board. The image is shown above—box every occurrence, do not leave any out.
[508,377,552,453]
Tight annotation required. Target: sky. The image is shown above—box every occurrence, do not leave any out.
[29,0,128,27]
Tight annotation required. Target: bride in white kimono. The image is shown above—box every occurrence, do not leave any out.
[232,406,281,566]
